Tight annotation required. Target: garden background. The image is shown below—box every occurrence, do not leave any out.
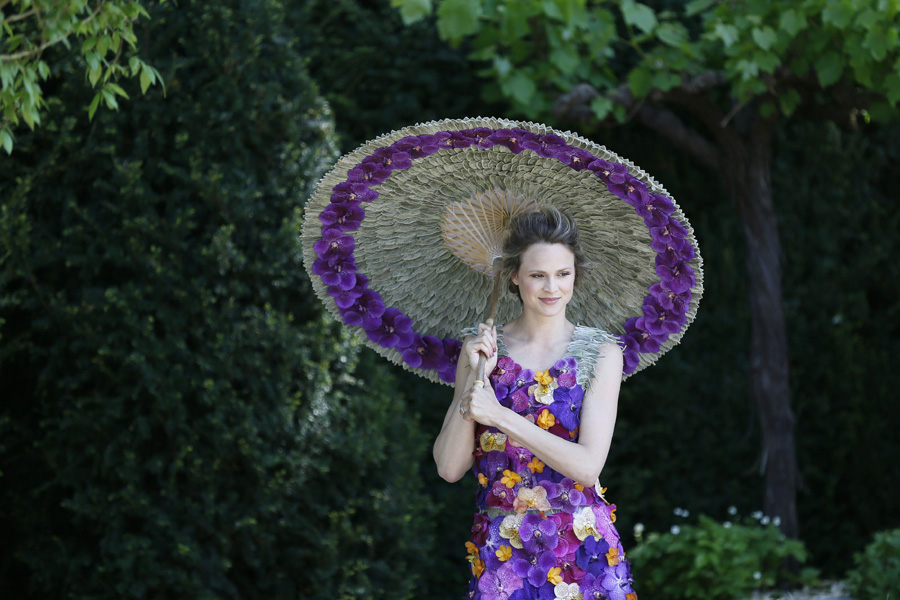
[1,0,898,598]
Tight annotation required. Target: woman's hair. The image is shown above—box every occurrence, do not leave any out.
[501,206,588,299]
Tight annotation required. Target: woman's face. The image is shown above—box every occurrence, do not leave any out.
[511,243,576,317]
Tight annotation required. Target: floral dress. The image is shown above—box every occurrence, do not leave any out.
[464,326,638,600]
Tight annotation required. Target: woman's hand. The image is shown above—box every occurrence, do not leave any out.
[458,382,507,428]
[462,323,498,381]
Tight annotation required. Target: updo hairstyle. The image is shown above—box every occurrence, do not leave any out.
[501,206,589,300]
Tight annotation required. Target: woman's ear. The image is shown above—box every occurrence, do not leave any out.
[511,273,518,286]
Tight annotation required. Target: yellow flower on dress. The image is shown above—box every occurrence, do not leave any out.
[606,546,620,566]
[527,457,545,473]
[496,545,512,562]
[547,567,564,584]
[499,514,524,549]
[478,473,488,486]
[501,469,522,488]
[513,485,552,514]
[465,541,479,557]
[472,557,485,578]
[573,506,601,541]
[573,482,584,492]
[626,593,638,600]
[610,507,617,523]
[480,430,508,452]
[535,370,554,386]
[537,408,555,429]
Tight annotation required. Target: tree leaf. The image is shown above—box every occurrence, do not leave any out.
[590,95,613,120]
[685,0,716,17]
[822,1,854,28]
[140,70,152,94]
[549,46,579,74]
[88,93,101,120]
[814,51,844,87]
[656,22,688,47]
[541,0,563,20]
[779,9,807,36]
[500,71,536,105]
[390,0,433,25]
[628,67,653,97]
[713,22,739,48]
[884,72,900,105]
[751,27,777,51]
[436,0,482,42]
[778,88,802,115]
[0,128,13,155]
[621,0,657,34]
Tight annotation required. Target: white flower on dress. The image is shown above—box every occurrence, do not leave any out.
[554,582,583,600]
[573,506,600,541]
[499,514,525,549]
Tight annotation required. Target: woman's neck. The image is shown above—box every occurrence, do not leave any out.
[504,310,574,345]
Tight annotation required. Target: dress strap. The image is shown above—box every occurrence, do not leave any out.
[569,325,621,389]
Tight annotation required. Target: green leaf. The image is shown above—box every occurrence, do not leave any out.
[822,1,855,28]
[814,51,844,87]
[89,65,102,87]
[628,67,653,97]
[751,27,777,51]
[541,0,564,20]
[863,26,896,61]
[884,72,900,105]
[436,0,482,42]
[549,47,579,74]
[37,61,50,80]
[685,0,716,17]
[778,88,802,115]
[779,9,808,36]
[713,22,739,48]
[140,70,152,94]
[0,128,13,155]
[621,0,657,34]
[735,59,759,81]
[590,95,613,120]
[656,22,688,47]
[652,71,682,91]
[106,83,130,99]
[493,54,512,77]
[500,71,536,104]
[391,0,433,25]
[101,87,119,111]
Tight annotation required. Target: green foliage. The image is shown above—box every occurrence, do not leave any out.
[846,529,900,600]
[0,0,434,598]
[0,0,165,153]
[392,0,900,121]
[629,514,810,600]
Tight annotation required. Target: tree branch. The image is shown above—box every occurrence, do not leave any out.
[555,81,721,169]
[1,4,103,63]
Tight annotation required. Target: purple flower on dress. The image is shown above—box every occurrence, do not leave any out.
[557,146,597,171]
[313,228,354,262]
[484,450,511,479]
[439,130,475,149]
[364,307,414,348]
[575,534,610,573]
[550,512,579,558]
[550,387,582,431]
[347,161,391,185]
[522,133,567,158]
[312,256,357,290]
[330,181,377,204]
[609,175,650,206]
[545,479,586,513]
[319,203,365,232]
[588,159,628,186]
[514,368,536,389]
[338,289,385,329]
[412,133,449,158]
[478,562,524,600]
[618,335,641,375]
[362,147,412,171]
[600,560,634,600]
[549,357,577,386]
[591,503,621,547]
[520,514,560,555]
[650,217,688,248]
[510,389,530,413]
[581,573,606,600]
[636,193,674,228]
[487,481,516,510]
[472,513,491,546]
[402,334,450,370]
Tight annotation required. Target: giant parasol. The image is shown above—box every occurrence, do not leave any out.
[300,117,703,385]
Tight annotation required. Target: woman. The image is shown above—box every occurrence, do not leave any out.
[434,207,638,599]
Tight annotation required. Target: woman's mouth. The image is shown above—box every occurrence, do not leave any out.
[540,297,560,305]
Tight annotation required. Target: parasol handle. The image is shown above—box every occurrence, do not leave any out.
[473,257,504,388]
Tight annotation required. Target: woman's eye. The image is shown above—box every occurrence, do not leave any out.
[530,274,543,278]
[560,271,572,277]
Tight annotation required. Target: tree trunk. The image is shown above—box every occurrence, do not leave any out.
[719,118,799,539]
